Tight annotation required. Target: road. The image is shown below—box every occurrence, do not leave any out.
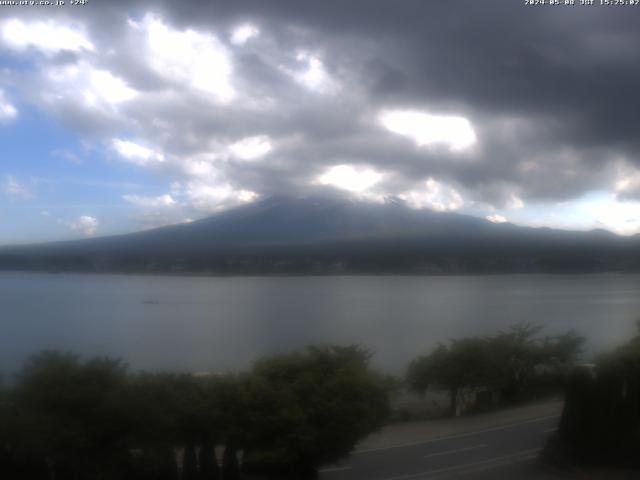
[319,414,560,480]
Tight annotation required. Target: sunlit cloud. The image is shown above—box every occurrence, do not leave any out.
[181,181,258,212]
[615,176,638,195]
[3,3,640,243]
[289,52,338,94]
[43,63,138,114]
[86,70,138,105]
[315,164,382,193]
[122,194,177,208]
[68,215,98,236]
[379,110,476,151]
[503,192,640,235]
[580,194,640,235]
[399,178,464,212]
[238,190,258,202]
[130,14,235,102]
[111,139,165,166]
[181,158,217,178]
[1,18,94,55]
[231,24,259,45]
[613,163,640,200]
[228,135,273,160]
[506,193,524,210]
[0,90,17,121]
[486,214,507,224]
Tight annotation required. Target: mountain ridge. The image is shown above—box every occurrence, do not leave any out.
[1,195,639,274]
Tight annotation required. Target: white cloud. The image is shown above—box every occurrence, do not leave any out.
[506,193,524,209]
[613,163,640,199]
[229,135,273,160]
[2,175,33,200]
[130,14,235,102]
[615,175,639,195]
[1,8,605,242]
[289,52,338,94]
[0,90,17,121]
[507,192,640,235]
[231,24,259,45]
[486,214,507,223]
[399,178,464,211]
[112,139,164,166]
[315,164,382,193]
[182,181,257,212]
[238,190,258,202]
[379,110,476,151]
[68,215,98,236]
[123,194,177,208]
[42,63,138,114]
[578,194,640,236]
[86,70,138,105]
[181,158,217,178]
[1,18,94,55]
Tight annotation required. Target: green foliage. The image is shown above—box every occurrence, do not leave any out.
[198,439,219,480]
[183,444,198,480]
[597,321,640,374]
[487,323,546,400]
[222,444,240,480]
[9,351,132,479]
[550,322,640,467]
[1,346,390,479]
[241,345,390,475]
[408,339,487,388]
[541,330,585,366]
[407,323,585,412]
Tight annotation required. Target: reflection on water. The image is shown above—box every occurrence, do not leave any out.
[2,272,640,374]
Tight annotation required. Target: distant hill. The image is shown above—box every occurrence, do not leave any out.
[2,195,640,274]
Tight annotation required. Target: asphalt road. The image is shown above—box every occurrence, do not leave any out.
[319,414,560,480]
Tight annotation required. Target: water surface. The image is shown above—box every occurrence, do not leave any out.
[2,272,639,375]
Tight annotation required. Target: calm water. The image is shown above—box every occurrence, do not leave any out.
[2,272,640,375]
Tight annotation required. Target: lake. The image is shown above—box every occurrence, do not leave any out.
[2,272,640,375]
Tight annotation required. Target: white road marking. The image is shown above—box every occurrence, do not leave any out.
[379,448,541,480]
[423,443,487,459]
[542,427,557,433]
[318,466,352,473]
[354,414,559,454]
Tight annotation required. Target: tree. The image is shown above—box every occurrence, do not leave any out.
[541,329,585,367]
[407,338,493,415]
[487,323,545,401]
[222,443,240,480]
[241,345,389,478]
[125,373,186,480]
[198,438,219,480]
[2,346,390,479]
[183,443,198,480]
[407,323,585,414]
[12,351,132,479]
[551,323,640,467]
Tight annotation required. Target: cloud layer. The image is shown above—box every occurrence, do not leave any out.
[2,1,640,234]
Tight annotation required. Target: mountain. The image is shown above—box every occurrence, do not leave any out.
[2,195,640,274]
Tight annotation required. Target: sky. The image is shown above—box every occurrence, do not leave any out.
[2,0,640,244]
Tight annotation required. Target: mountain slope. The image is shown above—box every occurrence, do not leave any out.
[2,196,639,274]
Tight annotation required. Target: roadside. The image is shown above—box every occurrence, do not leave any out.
[356,396,563,453]
[319,397,639,479]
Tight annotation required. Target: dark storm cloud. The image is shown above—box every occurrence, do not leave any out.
[4,0,640,215]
